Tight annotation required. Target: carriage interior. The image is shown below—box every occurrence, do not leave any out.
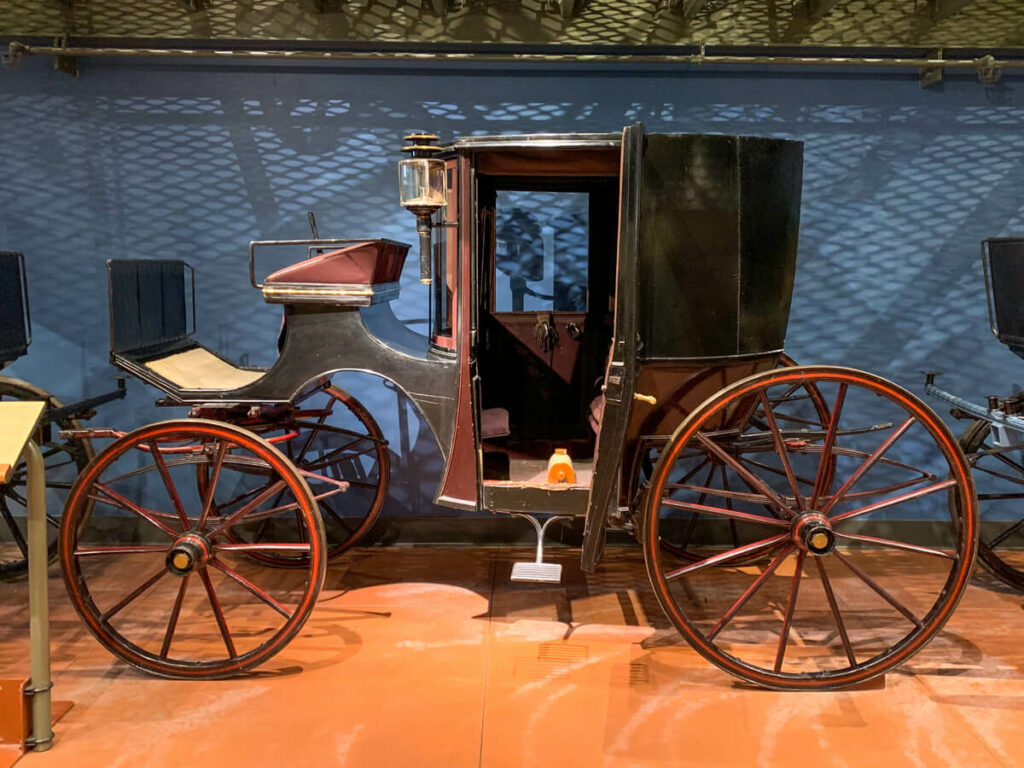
[472,147,621,489]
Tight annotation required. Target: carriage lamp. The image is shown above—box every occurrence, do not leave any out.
[398,133,445,285]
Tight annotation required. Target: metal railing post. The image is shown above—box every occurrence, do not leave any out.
[24,440,53,752]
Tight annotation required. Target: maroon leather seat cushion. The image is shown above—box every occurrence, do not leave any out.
[265,240,409,287]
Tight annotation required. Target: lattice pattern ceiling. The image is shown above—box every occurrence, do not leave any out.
[1,0,1022,49]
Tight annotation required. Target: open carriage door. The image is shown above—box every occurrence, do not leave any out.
[581,123,644,572]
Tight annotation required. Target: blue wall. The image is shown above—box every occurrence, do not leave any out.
[1,58,1022,516]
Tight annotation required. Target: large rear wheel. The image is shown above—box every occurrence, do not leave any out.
[642,366,977,690]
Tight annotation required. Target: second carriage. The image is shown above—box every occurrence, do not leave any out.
[59,124,978,690]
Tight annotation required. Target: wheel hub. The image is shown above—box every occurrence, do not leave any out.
[792,512,835,555]
[166,532,211,576]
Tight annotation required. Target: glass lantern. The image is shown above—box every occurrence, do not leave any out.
[398,133,445,284]
[398,155,445,211]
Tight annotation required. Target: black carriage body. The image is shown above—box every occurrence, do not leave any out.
[103,125,805,551]
[636,133,801,361]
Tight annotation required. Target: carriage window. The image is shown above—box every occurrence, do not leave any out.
[493,190,588,313]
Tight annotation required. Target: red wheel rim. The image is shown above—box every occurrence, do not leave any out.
[60,419,326,679]
[643,366,978,690]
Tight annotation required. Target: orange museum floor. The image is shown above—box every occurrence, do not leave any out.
[2,544,1023,768]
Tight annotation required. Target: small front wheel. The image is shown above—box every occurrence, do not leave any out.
[60,419,326,679]
[642,366,977,690]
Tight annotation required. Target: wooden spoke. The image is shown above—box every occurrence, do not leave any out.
[758,391,804,512]
[829,479,957,524]
[92,483,179,539]
[3,486,28,507]
[811,383,846,508]
[665,533,791,580]
[0,496,29,558]
[150,441,190,530]
[815,557,856,666]
[774,550,807,673]
[832,550,921,627]
[696,433,793,517]
[160,575,190,659]
[213,481,277,516]
[832,531,955,559]
[720,464,740,548]
[661,498,789,528]
[215,542,312,552]
[987,518,1024,549]
[666,462,717,556]
[205,480,287,540]
[209,558,290,619]
[992,450,1024,477]
[75,545,169,557]
[101,568,167,622]
[819,417,915,517]
[198,440,229,530]
[324,504,357,535]
[707,546,795,641]
[198,567,237,658]
[973,463,1024,488]
[739,456,817,489]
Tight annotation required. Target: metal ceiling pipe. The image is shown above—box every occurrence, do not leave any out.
[5,40,1023,79]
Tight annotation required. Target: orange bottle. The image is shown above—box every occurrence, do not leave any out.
[547,448,576,484]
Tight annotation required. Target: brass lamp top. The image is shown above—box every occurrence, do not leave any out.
[401,133,441,156]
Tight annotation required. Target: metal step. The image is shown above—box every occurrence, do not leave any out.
[510,561,563,583]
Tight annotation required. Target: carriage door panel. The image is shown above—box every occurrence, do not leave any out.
[582,123,645,571]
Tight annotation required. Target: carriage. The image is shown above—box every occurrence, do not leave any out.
[0,251,125,581]
[56,124,978,690]
[926,237,1024,591]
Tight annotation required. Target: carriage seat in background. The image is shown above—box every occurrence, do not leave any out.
[108,259,264,394]
[0,252,31,368]
[261,239,409,307]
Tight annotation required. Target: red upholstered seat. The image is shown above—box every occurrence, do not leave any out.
[265,239,409,287]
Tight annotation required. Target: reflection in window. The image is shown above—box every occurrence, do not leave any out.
[494,190,588,313]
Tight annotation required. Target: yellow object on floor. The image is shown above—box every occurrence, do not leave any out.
[547,448,576,484]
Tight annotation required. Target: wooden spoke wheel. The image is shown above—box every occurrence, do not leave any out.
[216,385,390,567]
[656,354,834,564]
[0,376,93,582]
[960,418,1024,590]
[60,419,325,679]
[642,366,977,690]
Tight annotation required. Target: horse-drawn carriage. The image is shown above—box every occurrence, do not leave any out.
[55,124,978,690]
[927,237,1024,590]
[0,251,125,582]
